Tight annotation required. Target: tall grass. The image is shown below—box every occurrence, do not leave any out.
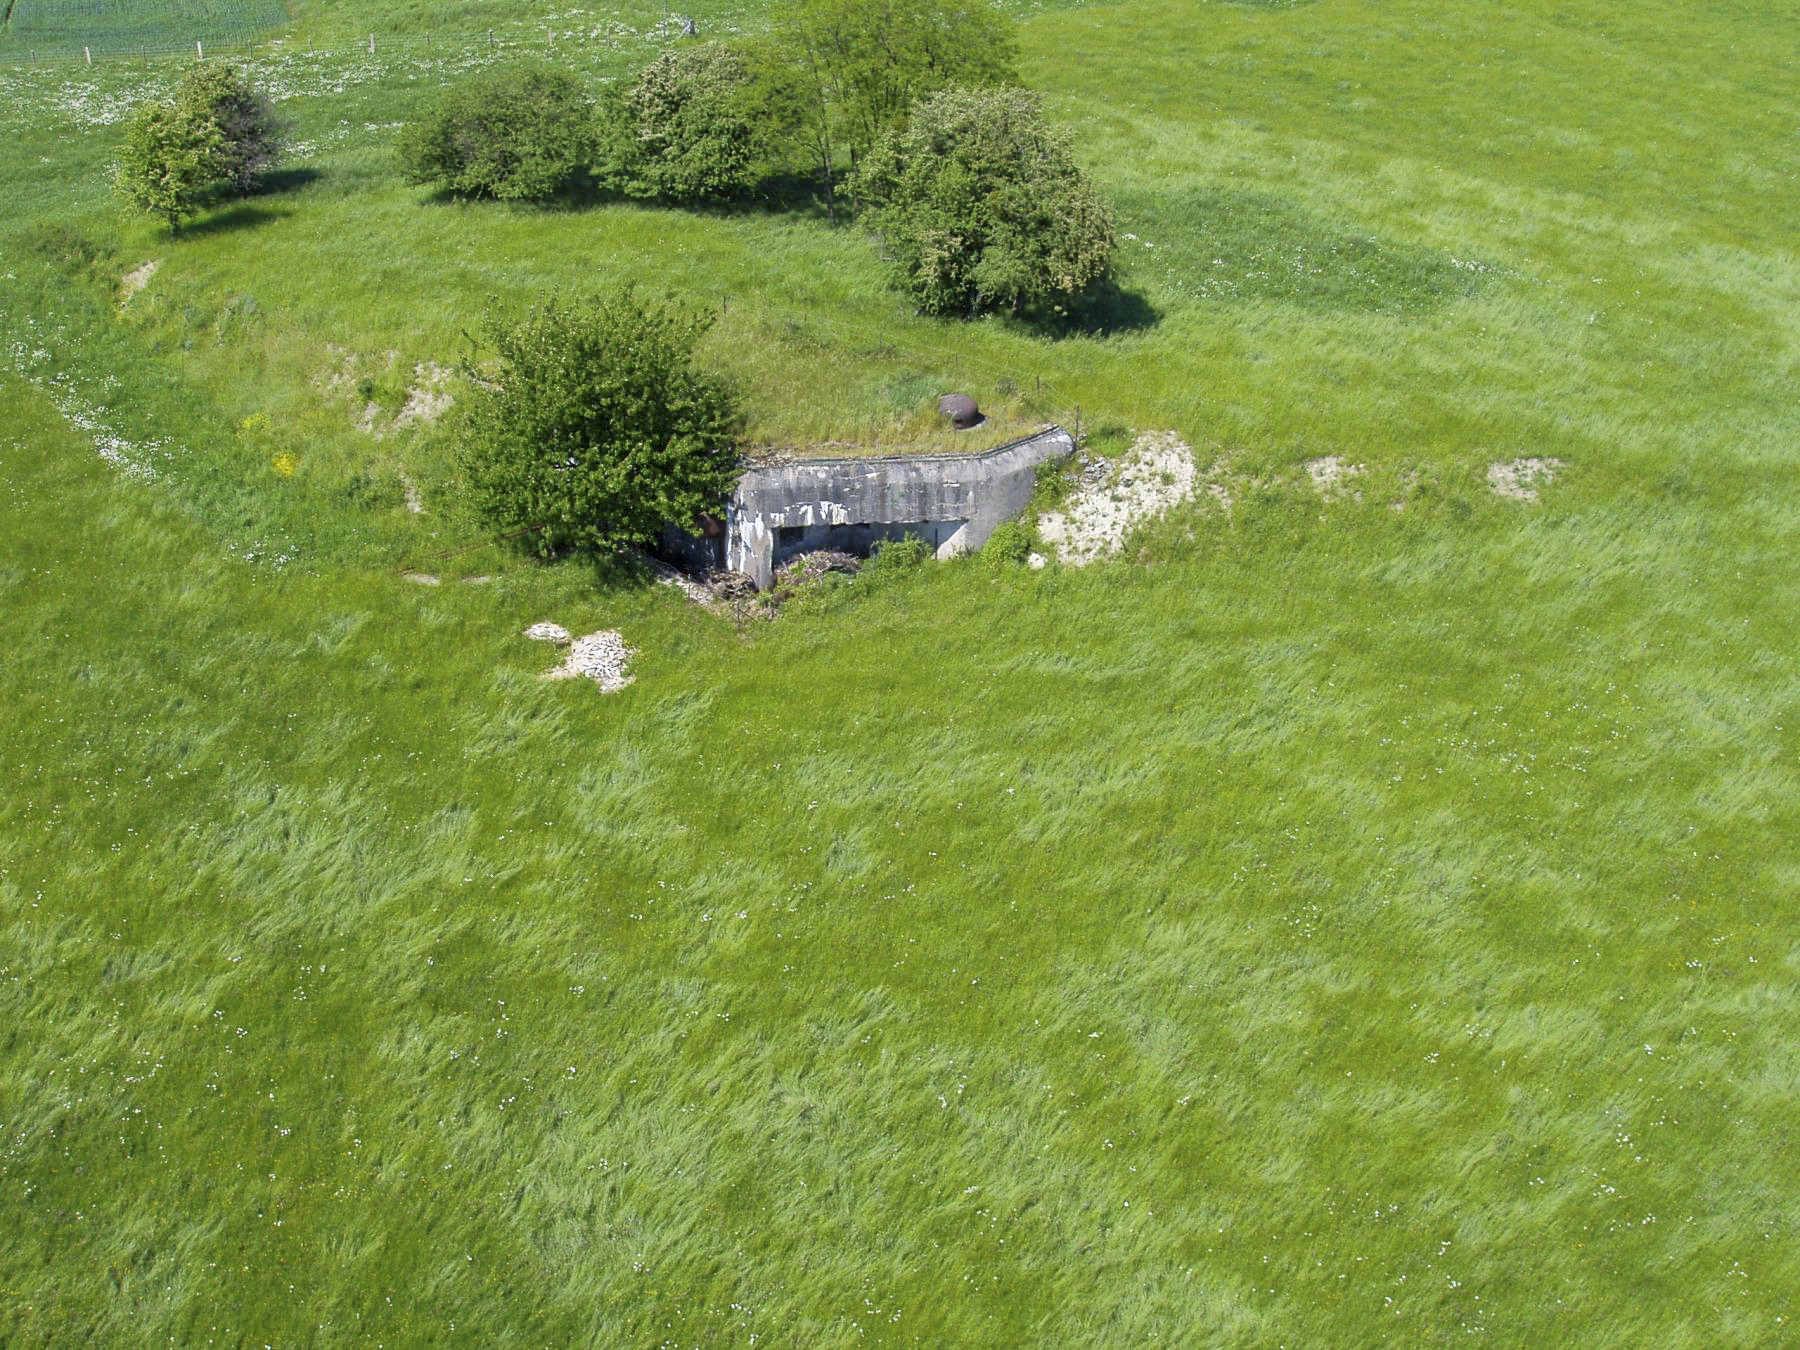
[1,0,1798,1343]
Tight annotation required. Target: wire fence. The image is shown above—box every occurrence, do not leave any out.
[0,12,703,66]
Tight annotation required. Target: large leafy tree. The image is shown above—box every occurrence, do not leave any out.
[768,0,1017,219]
[601,43,772,204]
[398,64,595,201]
[115,99,226,235]
[459,288,743,554]
[177,63,283,194]
[855,87,1116,318]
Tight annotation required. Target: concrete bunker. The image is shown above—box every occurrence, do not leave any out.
[665,425,1074,589]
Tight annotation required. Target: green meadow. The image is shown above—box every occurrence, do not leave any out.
[2,0,1798,1343]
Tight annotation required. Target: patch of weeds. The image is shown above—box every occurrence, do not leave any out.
[978,519,1035,569]
[340,465,408,512]
[876,371,942,416]
[1030,455,1078,512]
[862,535,930,579]
[357,364,411,416]
[23,222,114,277]
[214,294,262,344]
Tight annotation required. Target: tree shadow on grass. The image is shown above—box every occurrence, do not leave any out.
[182,203,289,240]
[513,169,838,225]
[1118,186,1491,316]
[249,166,322,197]
[697,171,837,225]
[1016,277,1163,340]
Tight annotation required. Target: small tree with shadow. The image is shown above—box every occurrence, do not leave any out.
[116,65,283,233]
[459,287,743,555]
[854,87,1115,319]
[399,64,595,201]
[116,99,225,235]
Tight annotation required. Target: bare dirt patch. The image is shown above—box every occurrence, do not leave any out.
[314,344,357,396]
[1305,455,1364,498]
[1038,430,1198,566]
[395,362,455,430]
[1488,457,1563,501]
[401,570,439,586]
[526,623,635,691]
[119,260,159,305]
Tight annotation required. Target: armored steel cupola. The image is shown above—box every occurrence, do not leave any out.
[937,393,982,429]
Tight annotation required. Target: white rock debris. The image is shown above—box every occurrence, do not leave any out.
[1038,430,1197,566]
[1305,455,1364,497]
[394,363,455,429]
[1488,457,1563,501]
[524,622,571,644]
[543,630,635,692]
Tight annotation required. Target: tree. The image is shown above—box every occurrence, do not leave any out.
[116,99,225,235]
[458,288,743,554]
[177,63,282,194]
[768,0,1017,219]
[601,43,771,203]
[854,87,1116,318]
[398,64,595,201]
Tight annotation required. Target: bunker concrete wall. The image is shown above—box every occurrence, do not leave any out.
[721,425,1074,588]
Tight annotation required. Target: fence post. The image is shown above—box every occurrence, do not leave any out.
[487,28,494,51]
[368,33,375,55]
[196,40,203,60]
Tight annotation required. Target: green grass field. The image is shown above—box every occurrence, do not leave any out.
[2,0,1798,1343]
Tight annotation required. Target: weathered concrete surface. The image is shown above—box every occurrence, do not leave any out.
[666,425,1074,589]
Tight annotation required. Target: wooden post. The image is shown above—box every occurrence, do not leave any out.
[196,40,203,59]
[368,33,375,55]
[84,46,91,65]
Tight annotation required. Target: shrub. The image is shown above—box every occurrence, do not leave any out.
[979,519,1033,567]
[854,87,1115,318]
[177,64,282,194]
[863,534,931,577]
[116,99,226,234]
[458,286,743,555]
[398,65,595,201]
[603,44,768,203]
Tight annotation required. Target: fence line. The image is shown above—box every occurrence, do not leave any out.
[0,16,700,67]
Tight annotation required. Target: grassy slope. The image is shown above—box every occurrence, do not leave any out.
[2,0,1799,1343]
